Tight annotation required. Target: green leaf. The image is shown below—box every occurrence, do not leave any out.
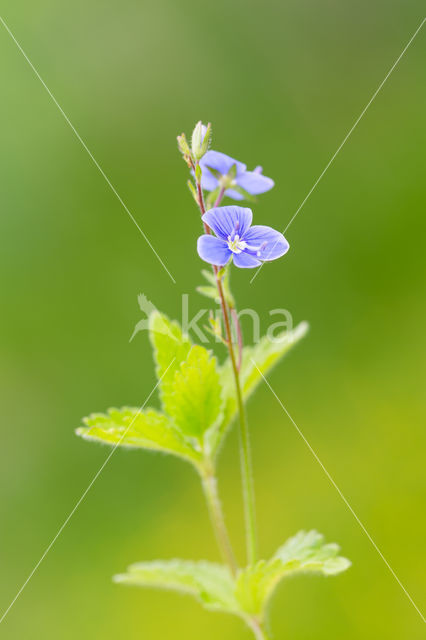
[273,529,351,575]
[187,179,199,204]
[149,311,192,410]
[201,269,217,286]
[211,322,309,456]
[114,532,350,623]
[235,558,286,618]
[166,345,223,439]
[235,530,351,619]
[199,266,235,307]
[196,285,219,302]
[114,560,240,614]
[177,132,191,157]
[76,407,201,465]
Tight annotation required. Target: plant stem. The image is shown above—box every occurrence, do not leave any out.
[213,185,226,207]
[193,163,258,565]
[248,618,271,640]
[201,468,237,574]
[215,274,257,564]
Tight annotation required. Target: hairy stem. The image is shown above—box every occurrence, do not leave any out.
[201,468,237,574]
[193,163,258,565]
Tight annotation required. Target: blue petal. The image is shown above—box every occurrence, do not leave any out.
[200,168,219,192]
[202,206,253,240]
[237,171,274,195]
[197,235,232,266]
[200,150,246,177]
[243,225,289,261]
[224,188,245,201]
[233,251,261,268]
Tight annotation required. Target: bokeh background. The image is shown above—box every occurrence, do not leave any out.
[0,1,425,638]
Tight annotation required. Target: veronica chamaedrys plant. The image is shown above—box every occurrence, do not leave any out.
[76,121,350,640]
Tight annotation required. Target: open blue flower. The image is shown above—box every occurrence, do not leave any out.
[199,150,274,200]
[197,206,289,268]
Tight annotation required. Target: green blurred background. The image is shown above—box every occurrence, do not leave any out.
[0,0,425,637]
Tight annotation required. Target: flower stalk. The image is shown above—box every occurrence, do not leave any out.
[192,157,258,566]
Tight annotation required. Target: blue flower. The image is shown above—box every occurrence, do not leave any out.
[199,150,274,200]
[197,206,289,268]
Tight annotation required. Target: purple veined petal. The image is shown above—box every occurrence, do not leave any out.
[202,206,253,240]
[200,150,247,177]
[233,250,261,268]
[237,170,274,195]
[243,225,289,261]
[197,235,232,266]
[224,188,245,201]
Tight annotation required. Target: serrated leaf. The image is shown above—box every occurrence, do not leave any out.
[149,311,192,410]
[76,407,201,465]
[114,560,240,614]
[273,529,351,575]
[114,532,350,623]
[166,345,223,439]
[210,322,309,456]
[235,530,351,618]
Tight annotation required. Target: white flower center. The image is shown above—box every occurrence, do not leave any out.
[227,234,247,254]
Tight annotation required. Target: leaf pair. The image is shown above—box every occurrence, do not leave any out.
[114,530,351,624]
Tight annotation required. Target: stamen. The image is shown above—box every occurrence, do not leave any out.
[227,233,247,254]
